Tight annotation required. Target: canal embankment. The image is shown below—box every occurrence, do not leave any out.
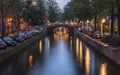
[75,30,120,66]
[0,27,47,63]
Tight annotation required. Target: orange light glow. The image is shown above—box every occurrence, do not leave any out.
[20,18,24,22]
[79,41,83,67]
[100,63,107,75]
[85,48,91,75]
[28,55,33,69]
[7,17,13,25]
[76,38,79,61]
[39,40,42,53]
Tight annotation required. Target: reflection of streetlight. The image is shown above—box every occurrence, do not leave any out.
[101,18,106,35]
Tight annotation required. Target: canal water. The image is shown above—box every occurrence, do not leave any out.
[0,33,120,75]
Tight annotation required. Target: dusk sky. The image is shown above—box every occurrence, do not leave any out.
[56,0,70,9]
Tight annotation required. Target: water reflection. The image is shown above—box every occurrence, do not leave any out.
[79,41,83,67]
[100,63,107,75]
[74,37,120,75]
[44,37,50,53]
[28,55,33,70]
[0,34,120,75]
[39,40,42,53]
[85,48,91,75]
[32,33,77,75]
[54,32,69,41]
[76,38,79,61]
[70,37,73,51]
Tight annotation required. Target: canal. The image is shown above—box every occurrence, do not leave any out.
[0,33,120,75]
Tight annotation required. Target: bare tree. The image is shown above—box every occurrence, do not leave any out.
[0,0,15,37]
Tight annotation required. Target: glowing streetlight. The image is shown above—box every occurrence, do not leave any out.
[76,18,79,25]
[20,18,24,22]
[102,18,106,23]
[8,17,12,21]
[101,18,106,35]
[31,1,38,6]
[86,20,90,23]
[7,17,13,25]
[86,20,89,31]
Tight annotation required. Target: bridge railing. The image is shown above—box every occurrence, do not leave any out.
[47,24,75,28]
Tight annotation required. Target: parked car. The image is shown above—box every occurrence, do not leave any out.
[29,30,40,36]
[26,32,32,38]
[39,28,44,32]
[77,27,81,32]
[24,32,32,39]
[18,32,25,39]
[101,33,111,43]
[28,30,34,36]
[0,39,7,49]
[12,35,24,43]
[19,32,29,40]
[103,32,111,37]
[93,31,101,39]
[3,37,17,46]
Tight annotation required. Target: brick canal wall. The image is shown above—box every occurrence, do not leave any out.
[75,30,120,65]
[0,29,47,63]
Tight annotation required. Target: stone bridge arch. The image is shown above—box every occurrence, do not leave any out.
[47,24,74,34]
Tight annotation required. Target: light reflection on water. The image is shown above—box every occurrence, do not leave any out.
[76,38,79,62]
[32,33,77,75]
[85,48,91,75]
[28,55,33,70]
[39,40,42,53]
[0,33,120,75]
[100,63,107,75]
[79,41,83,68]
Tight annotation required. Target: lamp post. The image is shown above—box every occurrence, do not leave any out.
[76,18,79,25]
[101,18,106,36]
[28,19,31,31]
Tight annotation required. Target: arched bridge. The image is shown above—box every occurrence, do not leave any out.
[47,24,75,34]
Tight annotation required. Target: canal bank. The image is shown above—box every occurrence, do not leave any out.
[0,29,47,63]
[75,30,120,66]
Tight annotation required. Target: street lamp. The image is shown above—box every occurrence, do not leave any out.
[76,18,79,25]
[31,1,38,6]
[20,18,24,23]
[7,17,13,34]
[86,20,89,31]
[101,18,106,35]
[7,17,13,25]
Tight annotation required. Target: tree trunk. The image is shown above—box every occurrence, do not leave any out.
[111,7,114,37]
[1,13,5,38]
[94,14,97,31]
[17,18,20,34]
[117,0,120,35]
[118,10,120,35]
